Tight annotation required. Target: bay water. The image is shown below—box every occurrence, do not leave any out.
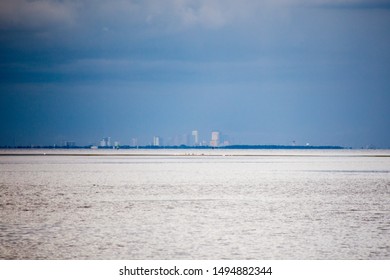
[1,149,389,259]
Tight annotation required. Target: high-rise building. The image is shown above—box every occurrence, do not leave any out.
[64,141,76,147]
[153,136,160,146]
[192,130,199,146]
[210,131,220,147]
[100,137,111,147]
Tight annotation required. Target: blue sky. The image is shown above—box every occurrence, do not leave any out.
[1,0,390,147]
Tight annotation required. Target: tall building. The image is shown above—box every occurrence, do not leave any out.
[192,130,199,146]
[100,137,111,147]
[153,136,160,146]
[210,131,220,147]
[64,141,76,147]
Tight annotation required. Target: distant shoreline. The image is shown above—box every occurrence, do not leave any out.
[0,144,345,150]
[1,146,390,158]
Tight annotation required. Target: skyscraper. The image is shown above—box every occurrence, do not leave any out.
[100,137,111,147]
[192,130,199,146]
[64,141,76,147]
[210,131,220,147]
[153,136,160,146]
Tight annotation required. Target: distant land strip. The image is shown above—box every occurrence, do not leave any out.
[0,145,344,150]
[1,145,389,157]
[0,153,389,158]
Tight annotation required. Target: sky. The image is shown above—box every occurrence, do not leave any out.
[1,0,390,148]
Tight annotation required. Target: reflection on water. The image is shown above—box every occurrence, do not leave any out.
[0,149,389,259]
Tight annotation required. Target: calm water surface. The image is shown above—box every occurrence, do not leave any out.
[0,149,389,259]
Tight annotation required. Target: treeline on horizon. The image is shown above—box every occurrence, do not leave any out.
[1,144,345,150]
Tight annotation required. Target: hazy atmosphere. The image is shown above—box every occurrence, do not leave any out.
[1,0,390,148]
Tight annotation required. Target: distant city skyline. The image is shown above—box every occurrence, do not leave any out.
[1,129,359,149]
[1,1,389,148]
[58,130,230,148]
[0,127,387,149]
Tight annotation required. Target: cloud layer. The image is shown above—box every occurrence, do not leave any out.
[1,0,390,147]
